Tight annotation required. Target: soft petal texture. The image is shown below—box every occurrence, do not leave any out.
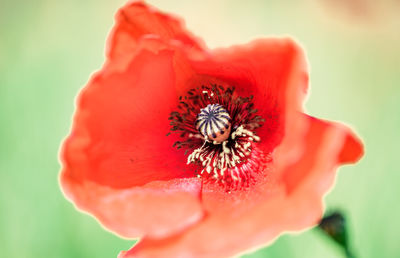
[60,1,209,239]
[60,44,206,238]
[61,174,203,239]
[106,0,205,71]
[119,115,363,258]
[60,38,204,238]
[279,115,363,194]
[189,38,309,153]
[63,48,193,188]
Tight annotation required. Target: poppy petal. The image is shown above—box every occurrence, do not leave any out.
[118,115,363,257]
[60,173,204,239]
[189,38,308,152]
[60,38,207,238]
[62,43,197,188]
[279,115,364,194]
[106,1,205,70]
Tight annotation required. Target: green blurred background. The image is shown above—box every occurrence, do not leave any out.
[1,0,399,257]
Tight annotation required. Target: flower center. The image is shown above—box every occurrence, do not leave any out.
[168,84,266,190]
[196,104,231,143]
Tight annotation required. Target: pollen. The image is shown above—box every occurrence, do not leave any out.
[187,125,262,184]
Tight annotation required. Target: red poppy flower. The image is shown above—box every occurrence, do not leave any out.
[59,1,364,257]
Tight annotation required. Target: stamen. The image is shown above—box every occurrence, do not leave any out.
[168,84,267,190]
[187,124,263,190]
